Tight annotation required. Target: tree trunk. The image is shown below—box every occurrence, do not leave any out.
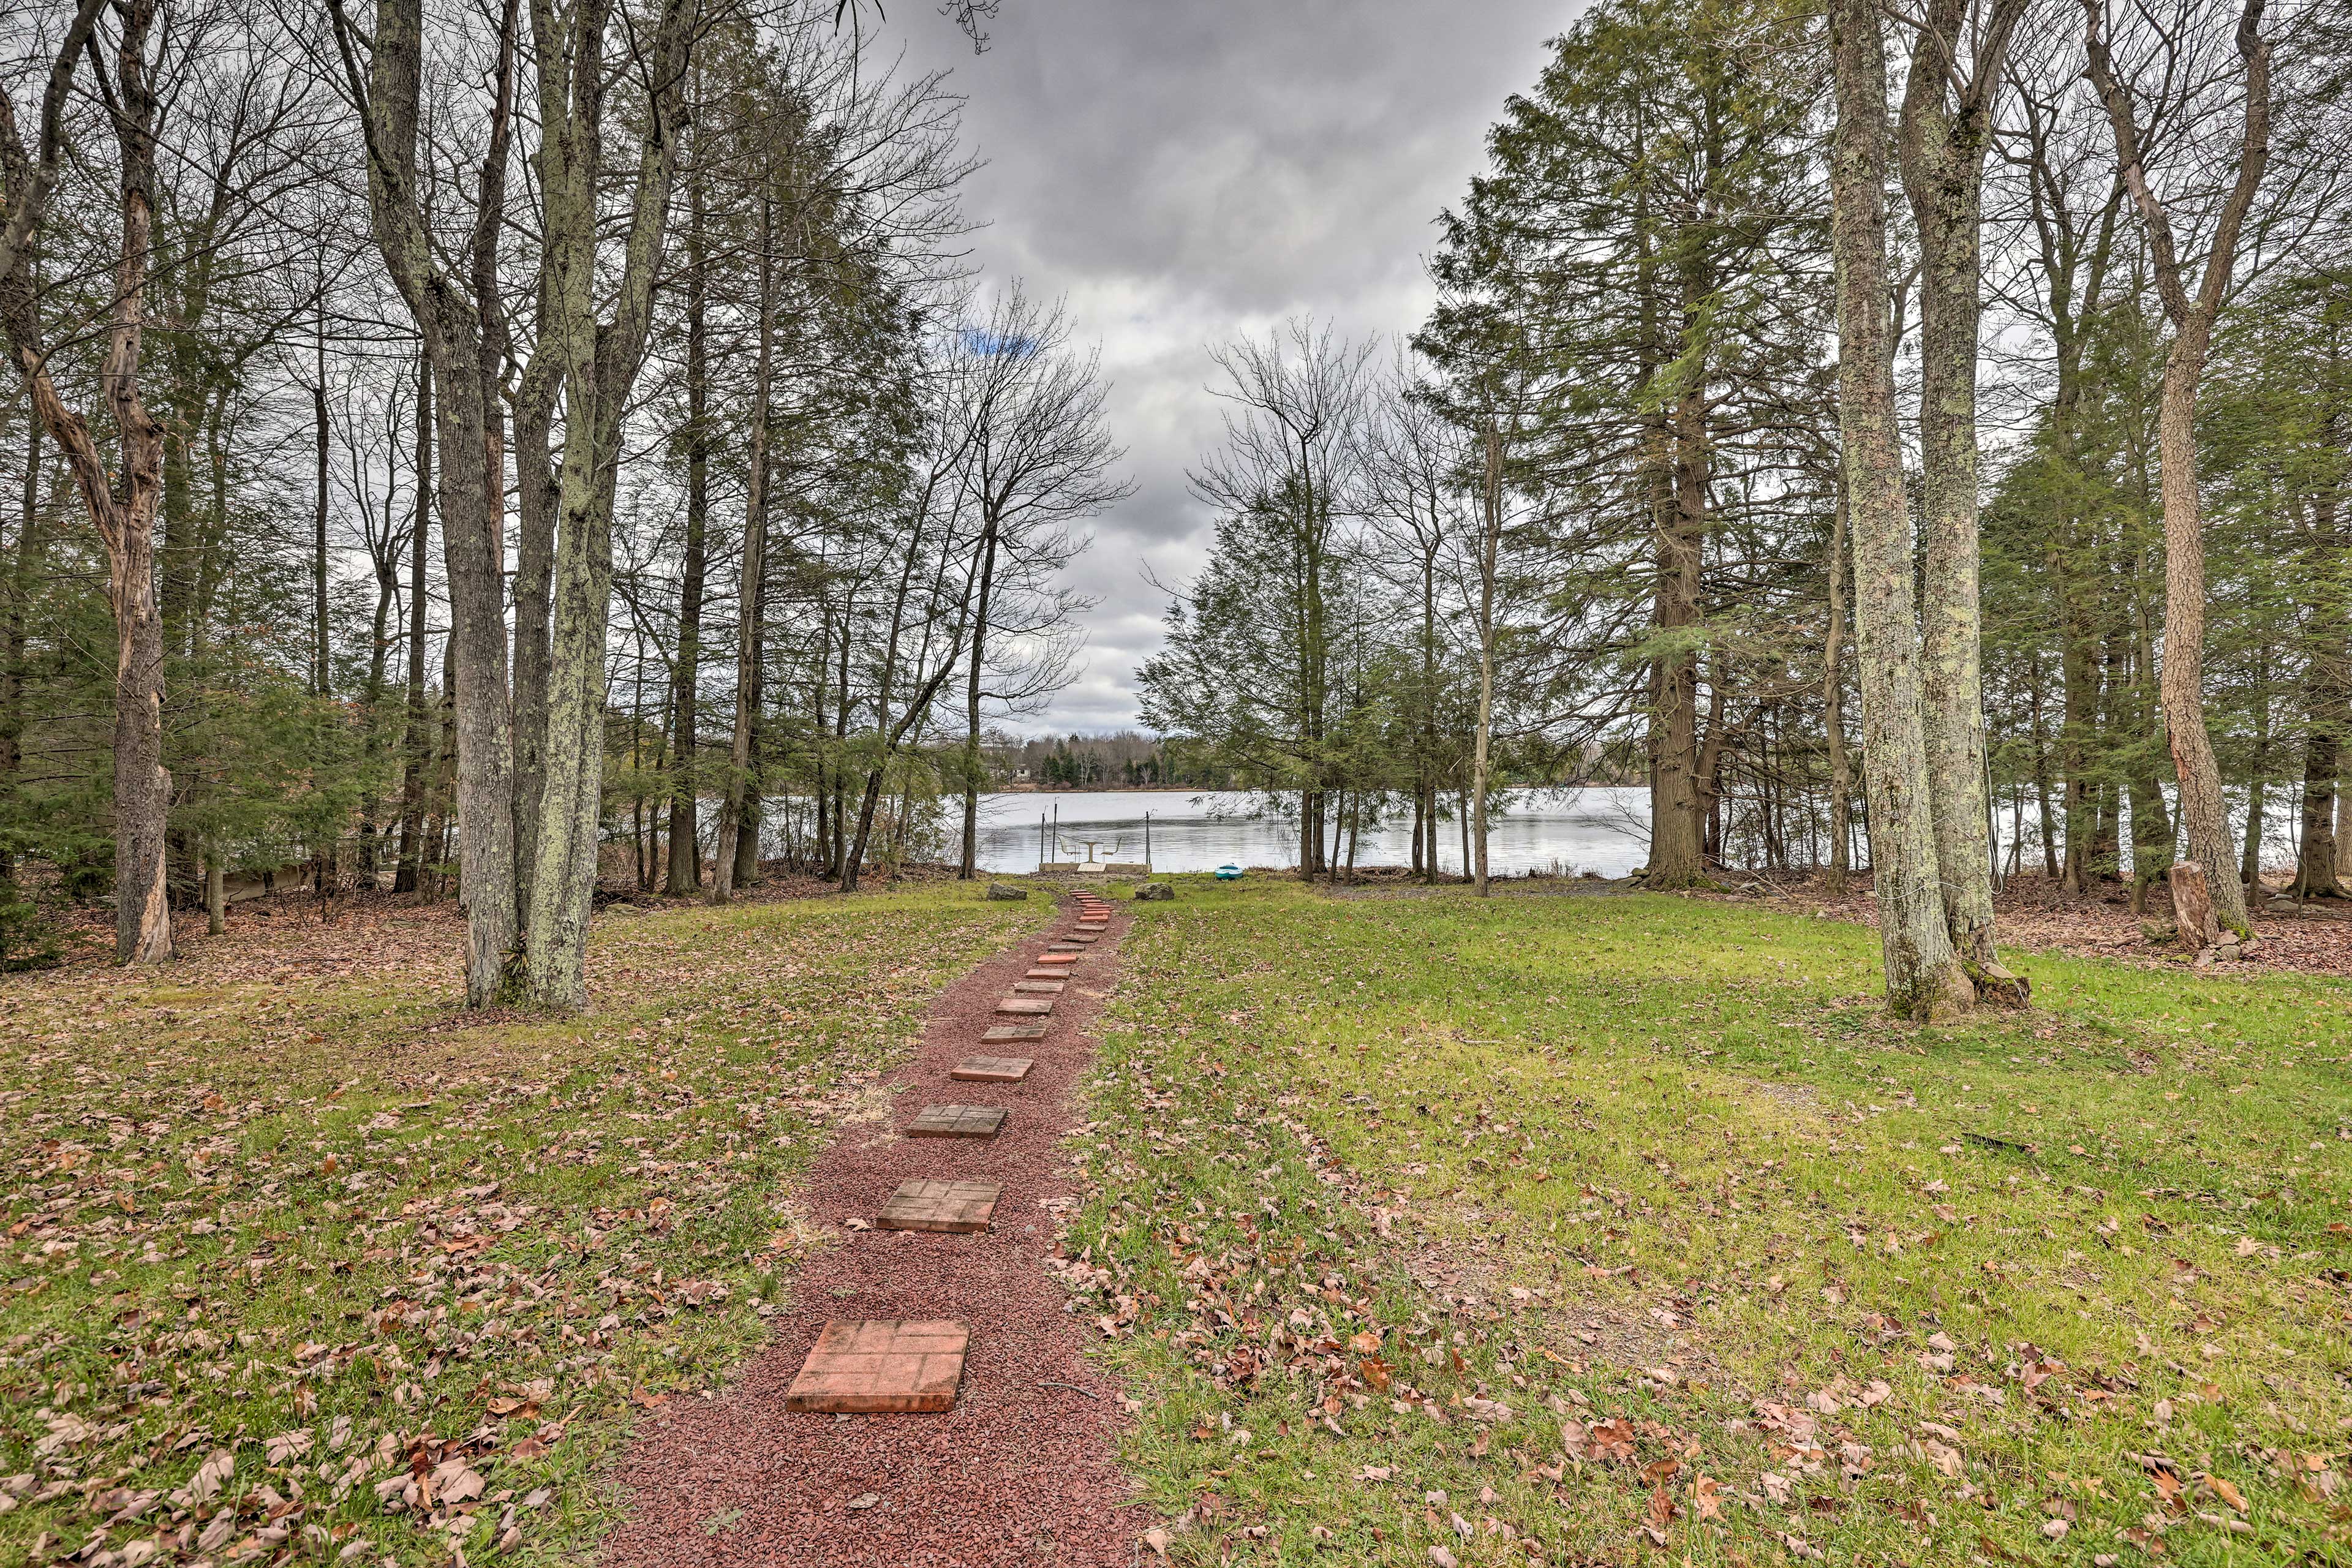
[2242,685,2269,895]
[396,354,432,894]
[1828,0,1970,1019]
[957,518,1001,884]
[2301,706,2346,898]
[0,415,38,894]
[336,0,525,1002]
[2150,339,2251,930]
[1824,480,1852,895]
[1645,379,1707,887]
[358,559,397,881]
[2027,666,2060,878]
[1472,424,1501,897]
[732,717,763,886]
[2297,405,2347,896]
[1458,786,1471,879]
[313,320,331,698]
[712,197,773,903]
[2168,861,2220,951]
[1898,0,2025,977]
[518,0,699,1006]
[2339,767,2352,885]
[666,165,709,895]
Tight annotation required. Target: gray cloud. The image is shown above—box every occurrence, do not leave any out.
[892,1,1575,734]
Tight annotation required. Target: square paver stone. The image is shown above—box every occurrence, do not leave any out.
[951,1055,1034,1083]
[1012,979,1065,993]
[876,1178,1000,1234]
[1023,967,1066,980]
[906,1103,1008,1138]
[1035,949,1077,960]
[983,1022,1047,1043]
[995,997,1054,1016]
[783,1319,968,1413]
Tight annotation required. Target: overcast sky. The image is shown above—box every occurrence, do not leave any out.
[889,1,1577,737]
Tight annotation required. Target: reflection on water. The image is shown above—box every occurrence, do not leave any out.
[959,788,1652,877]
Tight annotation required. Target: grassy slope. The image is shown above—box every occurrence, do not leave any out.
[1066,877,2351,1567]
[0,885,1043,1567]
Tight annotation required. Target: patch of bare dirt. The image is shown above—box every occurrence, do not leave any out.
[1406,1231,1741,1409]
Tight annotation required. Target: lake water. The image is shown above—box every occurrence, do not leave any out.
[963,787,1653,877]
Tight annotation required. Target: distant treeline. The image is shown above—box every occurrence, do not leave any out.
[982,729,1631,794]
[984,732,1231,791]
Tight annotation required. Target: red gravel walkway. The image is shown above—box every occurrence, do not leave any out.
[600,892,1139,1567]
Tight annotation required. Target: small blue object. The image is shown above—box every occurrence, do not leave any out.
[1215,863,1243,881]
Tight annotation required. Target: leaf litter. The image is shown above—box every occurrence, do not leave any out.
[0,885,1038,1567]
[1049,886,2352,1565]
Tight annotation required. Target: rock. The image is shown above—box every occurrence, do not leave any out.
[2166,863,2221,954]
[2139,918,2179,945]
[984,883,1030,902]
[1134,882,1175,902]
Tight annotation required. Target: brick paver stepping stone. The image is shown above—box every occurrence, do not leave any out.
[1012,979,1065,994]
[1058,933,1099,944]
[1035,948,1077,960]
[1023,967,1066,980]
[876,1178,1001,1233]
[995,997,1054,1016]
[982,1023,1047,1044]
[783,1319,969,1413]
[951,1055,1034,1083]
[905,1104,1008,1138]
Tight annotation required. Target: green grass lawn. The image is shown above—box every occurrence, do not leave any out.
[1068,877,2352,1567]
[0,884,1044,1568]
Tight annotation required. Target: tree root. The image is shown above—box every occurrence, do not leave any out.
[1964,957,2031,1009]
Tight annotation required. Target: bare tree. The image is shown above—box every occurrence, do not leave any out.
[0,0,173,963]
[334,0,701,1008]
[2080,0,2273,935]
[327,0,525,1004]
[1357,352,1470,882]
[952,285,1124,878]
